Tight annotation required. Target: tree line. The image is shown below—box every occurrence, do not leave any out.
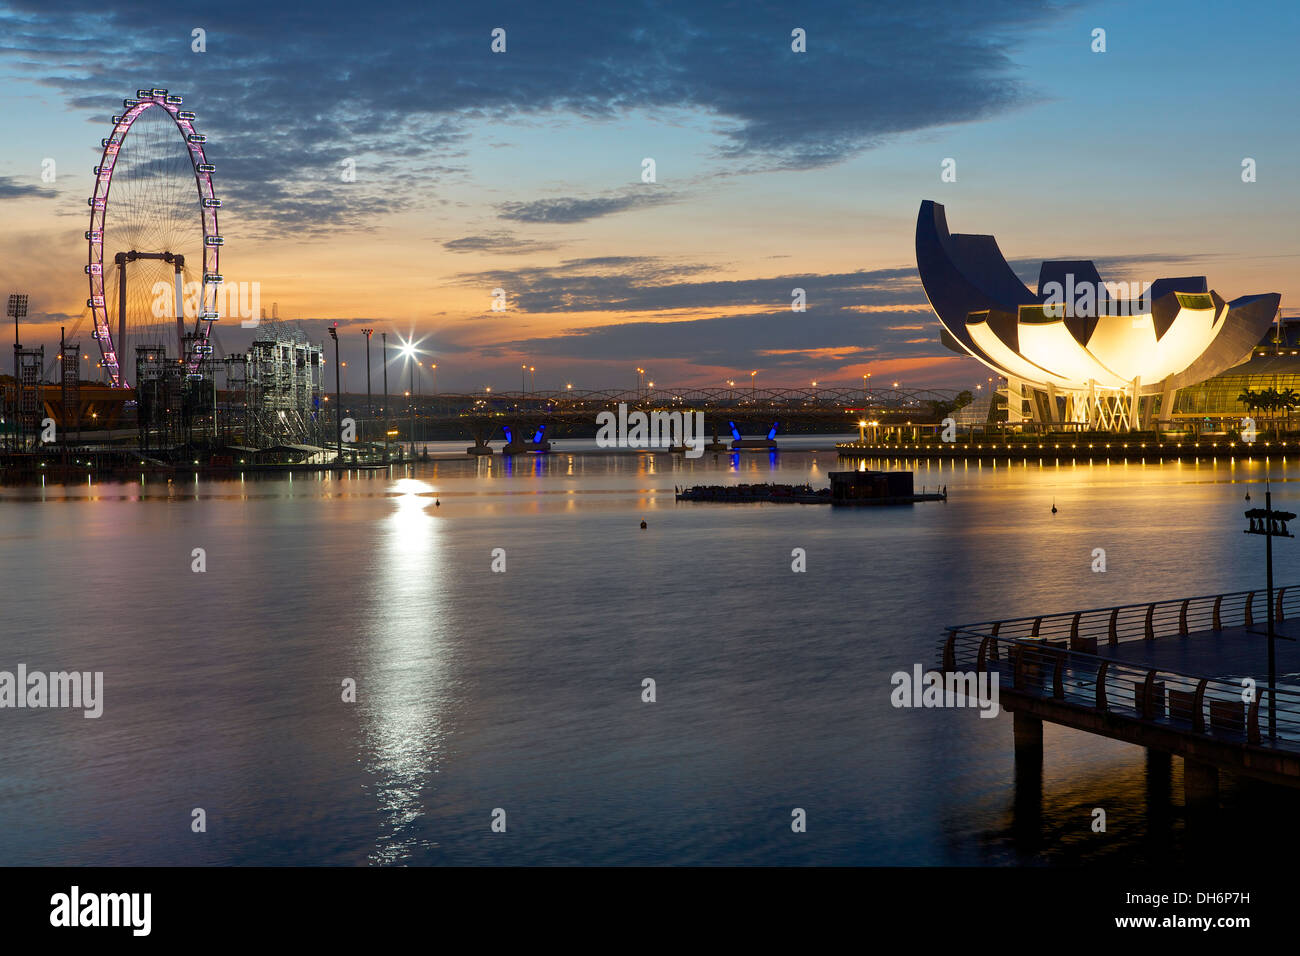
[1237,387,1300,434]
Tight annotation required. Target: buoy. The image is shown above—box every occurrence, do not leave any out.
[1246,491,1251,501]
[435,499,441,506]
[640,520,647,529]
[1051,499,1058,514]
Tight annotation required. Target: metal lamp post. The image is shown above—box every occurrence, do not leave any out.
[8,293,27,380]
[362,328,373,452]
[381,332,390,464]
[327,323,342,465]
[8,294,27,451]
[1245,486,1295,739]
[403,350,415,453]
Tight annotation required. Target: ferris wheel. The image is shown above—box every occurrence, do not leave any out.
[86,88,222,387]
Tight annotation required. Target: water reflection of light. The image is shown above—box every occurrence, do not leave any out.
[360,477,451,864]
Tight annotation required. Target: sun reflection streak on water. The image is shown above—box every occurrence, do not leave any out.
[362,478,452,864]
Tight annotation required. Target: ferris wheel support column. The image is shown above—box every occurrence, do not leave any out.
[117,255,127,373]
[174,258,185,358]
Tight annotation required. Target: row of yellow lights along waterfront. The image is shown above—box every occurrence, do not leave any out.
[848,420,1295,452]
[845,441,1295,449]
[845,443,1294,450]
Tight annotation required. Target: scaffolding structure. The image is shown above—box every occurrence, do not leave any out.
[60,333,80,445]
[135,346,182,451]
[221,353,248,446]
[230,326,324,448]
[17,346,44,448]
[183,332,217,446]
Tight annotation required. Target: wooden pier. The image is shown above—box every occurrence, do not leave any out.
[941,586,1300,807]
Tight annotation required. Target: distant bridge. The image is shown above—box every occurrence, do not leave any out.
[332,386,963,445]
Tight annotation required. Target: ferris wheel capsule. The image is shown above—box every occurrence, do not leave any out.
[135,89,151,99]
[196,163,215,173]
[204,273,223,284]
[205,236,224,246]
[177,111,196,120]
[202,198,222,208]
[165,95,182,105]
[112,115,124,124]
[151,88,168,96]
[187,134,206,144]
[123,98,139,108]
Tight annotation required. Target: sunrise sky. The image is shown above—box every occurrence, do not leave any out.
[0,0,1296,391]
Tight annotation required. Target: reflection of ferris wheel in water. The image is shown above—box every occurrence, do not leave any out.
[86,88,222,388]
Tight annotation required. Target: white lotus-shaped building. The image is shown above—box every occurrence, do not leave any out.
[916,201,1281,429]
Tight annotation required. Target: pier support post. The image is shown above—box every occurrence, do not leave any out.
[1144,749,1174,850]
[1146,748,1171,808]
[1013,712,1043,766]
[1011,711,1042,849]
[1146,748,1171,781]
[1183,759,1219,810]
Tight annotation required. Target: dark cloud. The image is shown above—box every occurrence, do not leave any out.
[430,256,940,371]
[0,0,1075,229]
[491,307,928,372]
[497,188,676,224]
[442,232,560,254]
[0,175,54,199]
[451,257,926,313]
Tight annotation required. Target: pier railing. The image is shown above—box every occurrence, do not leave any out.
[940,586,1300,752]
[947,585,1300,651]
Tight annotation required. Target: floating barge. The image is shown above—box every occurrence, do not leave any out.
[675,470,946,506]
[675,482,829,503]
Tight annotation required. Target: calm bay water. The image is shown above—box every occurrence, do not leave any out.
[2,438,1299,866]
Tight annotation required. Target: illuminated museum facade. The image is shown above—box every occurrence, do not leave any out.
[916,200,1282,430]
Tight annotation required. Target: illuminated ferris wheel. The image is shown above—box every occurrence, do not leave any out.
[85,88,222,387]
